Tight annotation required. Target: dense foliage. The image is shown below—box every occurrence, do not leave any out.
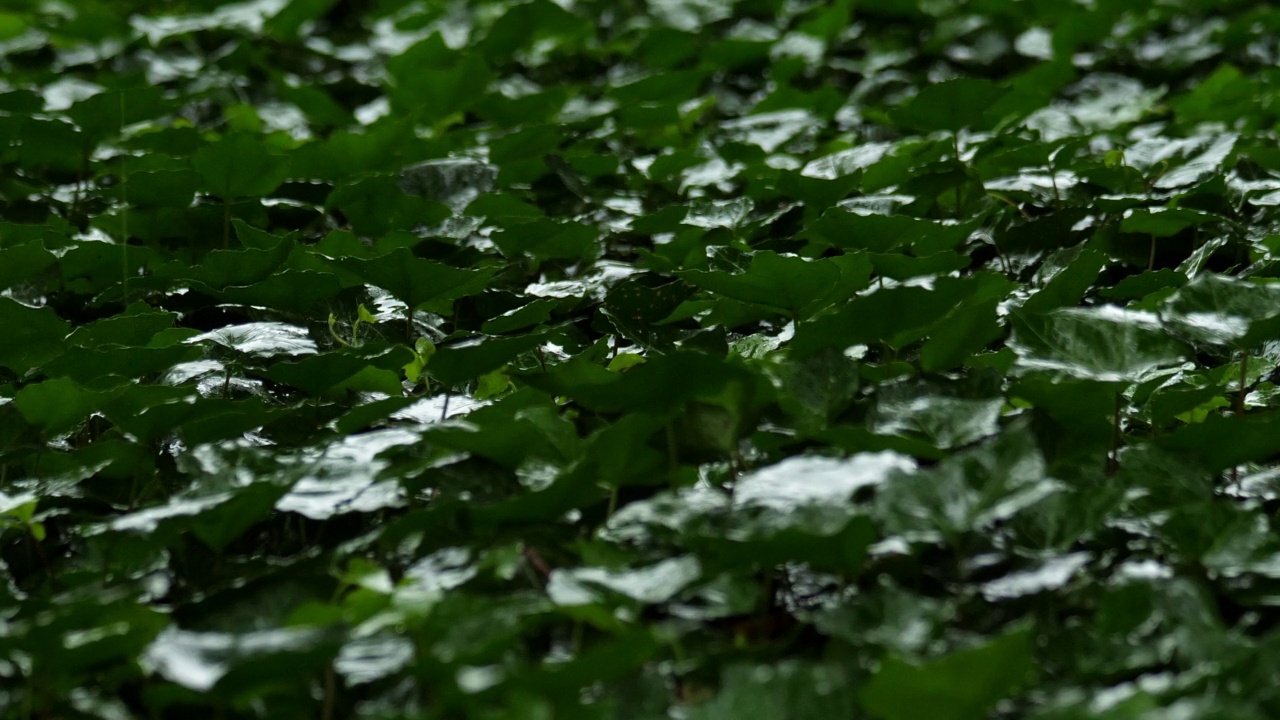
[5,0,1280,716]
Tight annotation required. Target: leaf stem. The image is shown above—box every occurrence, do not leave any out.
[321,665,336,720]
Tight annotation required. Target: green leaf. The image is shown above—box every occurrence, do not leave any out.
[43,344,194,384]
[548,556,700,607]
[265,345,413,396]
[603,276,697,350]
[192,133,290,199]
[1153,134,1237,189]
[679,251,871,319]
[482,298,564,335]
[266,0,341,38]
[153,228,293,289]
[67,87,168,143]
[1021,247,1106,314]
[327,174,450,237]
[805,211,979,255]
[66,306,176,347]
[122,169,202,208]
[0,12,26,41]
[1172,63,1256,125]
[1012,376,1116,444]
[185,322,317,358]
[771,348,861,434]
[214,270,345,315]
[19,3,1280,715]
[0,298,68,374]
[144,626,340,694]
[430,332,549,385]
[876,427,1052,540]
[920,298,1002,372]
[791,272,1014,358]
[869,250,969,281]
[465,192,545,222]
[859,627,1035,720]
[386,36,492,120]
[1158,273,1280,350]
[609,70,706,104]
[872,388,1003,450]
[1121,207,1219,237]
[491,219,598,261]
[0,241,56,291]
[1158,413,1280,472]
[59,242,152,297]
[522,351,766,417]
[15,377,102,434]
[734,452,913,539]
[1098,268,1186,301]
[425,389,581,468]
[889,78,1010,133]
[326,248,496,312]
[689,662,857,719]
[1009,306,1187,382]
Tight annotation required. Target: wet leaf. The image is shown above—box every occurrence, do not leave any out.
[1158,273,1280,350]
[185,322,318,358]
[143,626,338,693]
[13,2,1280,717]
[1009,306,1187,382]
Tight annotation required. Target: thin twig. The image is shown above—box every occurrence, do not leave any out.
[522,544,553,578]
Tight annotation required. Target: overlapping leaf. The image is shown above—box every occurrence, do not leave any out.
[5,0,1280,717]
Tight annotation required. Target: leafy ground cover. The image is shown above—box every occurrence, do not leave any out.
[5,0,1280,716]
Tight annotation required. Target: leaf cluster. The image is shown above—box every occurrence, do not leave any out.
[5,0,1280,718]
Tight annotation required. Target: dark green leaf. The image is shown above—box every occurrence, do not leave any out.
[860,628,1035,720]
[0,298,68,374]
[326,248,496,312]
[192,133,290,199]
[889,79,1011,133]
